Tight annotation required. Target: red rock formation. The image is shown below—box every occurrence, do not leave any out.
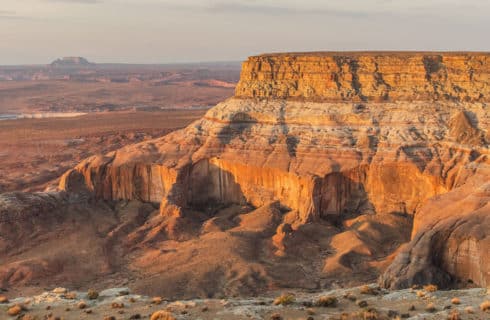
[236,52,490,102]
[9,52,486,294]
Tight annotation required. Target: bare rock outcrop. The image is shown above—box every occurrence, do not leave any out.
[379,173,490,289]
[2,52,487,295]
[56,52,490,293]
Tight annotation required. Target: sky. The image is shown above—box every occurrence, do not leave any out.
[0,0,489,65]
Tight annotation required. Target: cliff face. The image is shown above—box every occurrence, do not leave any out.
[56,52,489,293]
[236,52,490,102]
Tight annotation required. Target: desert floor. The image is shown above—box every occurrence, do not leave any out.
[1,285,489,319]
[0,110,205,193]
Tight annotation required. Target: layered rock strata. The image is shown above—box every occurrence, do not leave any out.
[236,52,490,102]
[56,52,489,291]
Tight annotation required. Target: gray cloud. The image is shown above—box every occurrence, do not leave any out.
[162,1,368,18]
[44,0,102,3]
[0,10,23,19]
[0,10,16,16]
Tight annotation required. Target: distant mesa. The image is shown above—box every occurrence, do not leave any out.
[50,57,95,67]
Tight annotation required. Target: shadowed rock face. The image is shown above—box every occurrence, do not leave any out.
[3,52,487,296]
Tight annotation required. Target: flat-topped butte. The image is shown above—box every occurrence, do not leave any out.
[236,51,490,102]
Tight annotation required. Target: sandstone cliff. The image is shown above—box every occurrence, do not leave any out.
[8,52,488,295]
[236,52,490,102]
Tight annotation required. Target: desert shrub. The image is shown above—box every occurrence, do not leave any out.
[360,285,379,295]
[423,284,438,292]
[273,293,295,306]
[270,313,283,320]
[464,306,474,314]
[150,310,176,320]
[7,304,23,316]
[0,295,8,303]
[111,302,124,309]
[152,296,163,305]
[315,296,338,307]
[356,300,368,308]
[87,289,99,300]
[451,297,460,305]
[447,310,461,320]
[480,300,490,312]
[425,303,437,312]
[363,308,379,320]
[416,290,425,298]
[64,292,77,300]
[345,293,357,301]
[306,308,315,315]
[302,300,313,307]
[77,301,87,309]
[387,310,399,318]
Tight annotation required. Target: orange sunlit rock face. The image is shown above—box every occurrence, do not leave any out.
[236,52,490,102]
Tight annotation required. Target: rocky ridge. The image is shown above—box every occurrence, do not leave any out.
[1,52,489,298]
[50,57,94,67]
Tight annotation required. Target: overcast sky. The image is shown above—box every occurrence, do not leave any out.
[1,0,489,65]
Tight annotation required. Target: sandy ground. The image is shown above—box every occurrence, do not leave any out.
[0,110,205,193]
[0,285,488,319]
[0,80,235,113]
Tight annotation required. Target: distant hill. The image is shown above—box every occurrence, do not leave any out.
[50,57,95,67]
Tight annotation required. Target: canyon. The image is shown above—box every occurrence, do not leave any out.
[1,52,489,299]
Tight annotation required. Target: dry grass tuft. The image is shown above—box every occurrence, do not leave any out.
[0,295,8,303]
[111,302,125,309]
[423,284,438,292]
[150,310,176,320]
[273,294,295,306]
[315,296,338,308]
[77,301,87,309]
[451,297,460,305]
[416,290,425,298]
[480,300,490,312]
